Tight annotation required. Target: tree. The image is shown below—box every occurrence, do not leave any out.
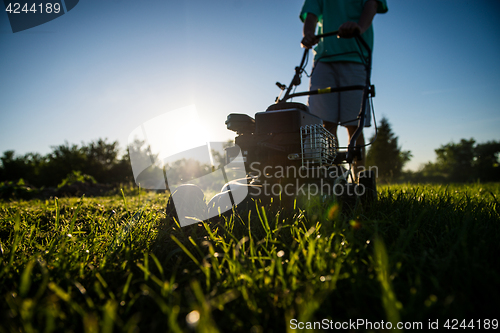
[126,138,165,189]
[473,141,500,182]
[0,139,128,187]
[0,151,48,187]
[43,142,88,186]
[434,138,475,182]
[44,139,122,186]
[81,138,120,183]
[0,150,27,182]
[419,139,500,183]
[365,117,412,182]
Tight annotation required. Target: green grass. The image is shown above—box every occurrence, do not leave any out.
[1,183,499,332]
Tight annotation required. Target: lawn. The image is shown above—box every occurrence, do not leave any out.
[1,183,499,332]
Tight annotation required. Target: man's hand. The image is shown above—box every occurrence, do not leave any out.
[338,0,378,38]
[301,33,319,49]
[338,21,362,38]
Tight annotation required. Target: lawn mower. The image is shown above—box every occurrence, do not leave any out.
[167,31,378,225]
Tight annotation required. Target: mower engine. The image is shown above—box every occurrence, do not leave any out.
[225,102,341,203]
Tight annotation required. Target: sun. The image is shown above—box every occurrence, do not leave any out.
[130,104,210,162]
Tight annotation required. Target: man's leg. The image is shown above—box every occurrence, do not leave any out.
[346,125,365,180]
[323,121,338,137]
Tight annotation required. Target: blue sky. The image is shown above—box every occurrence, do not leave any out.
[1,0,499,171]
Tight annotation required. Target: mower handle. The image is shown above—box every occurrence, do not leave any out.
[280,31,342,101]
[314,30,372,55]
[282,31,371,100]
[281,30,373,165]
[316,30,339,39]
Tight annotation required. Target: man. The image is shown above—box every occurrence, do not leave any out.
[300,0,388,178]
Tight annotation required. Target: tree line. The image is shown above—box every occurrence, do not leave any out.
[406,138,500,183]
[1,120,498,195]
[364,117,499,184]
[0,138,134,188]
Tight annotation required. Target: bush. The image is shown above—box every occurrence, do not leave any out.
[0,179,38,200]
[57,170,97,188]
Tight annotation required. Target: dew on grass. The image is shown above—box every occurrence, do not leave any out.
[186,310,200,328]
[327,204,340,220]
[75,282,86,295]
[350,220,361,230]
[250,325,264,333]
[425,294,438,307]
[277,250,285,258]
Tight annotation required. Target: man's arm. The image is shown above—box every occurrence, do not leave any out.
[301,13,319,48]
[338,0,378,38]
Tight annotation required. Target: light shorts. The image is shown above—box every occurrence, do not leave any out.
[308,61,371,127]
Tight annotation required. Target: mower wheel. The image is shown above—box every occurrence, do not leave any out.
[166,184,207,226]
[207,190,234,220]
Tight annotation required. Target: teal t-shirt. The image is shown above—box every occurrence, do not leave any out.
[300,0,388,63]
